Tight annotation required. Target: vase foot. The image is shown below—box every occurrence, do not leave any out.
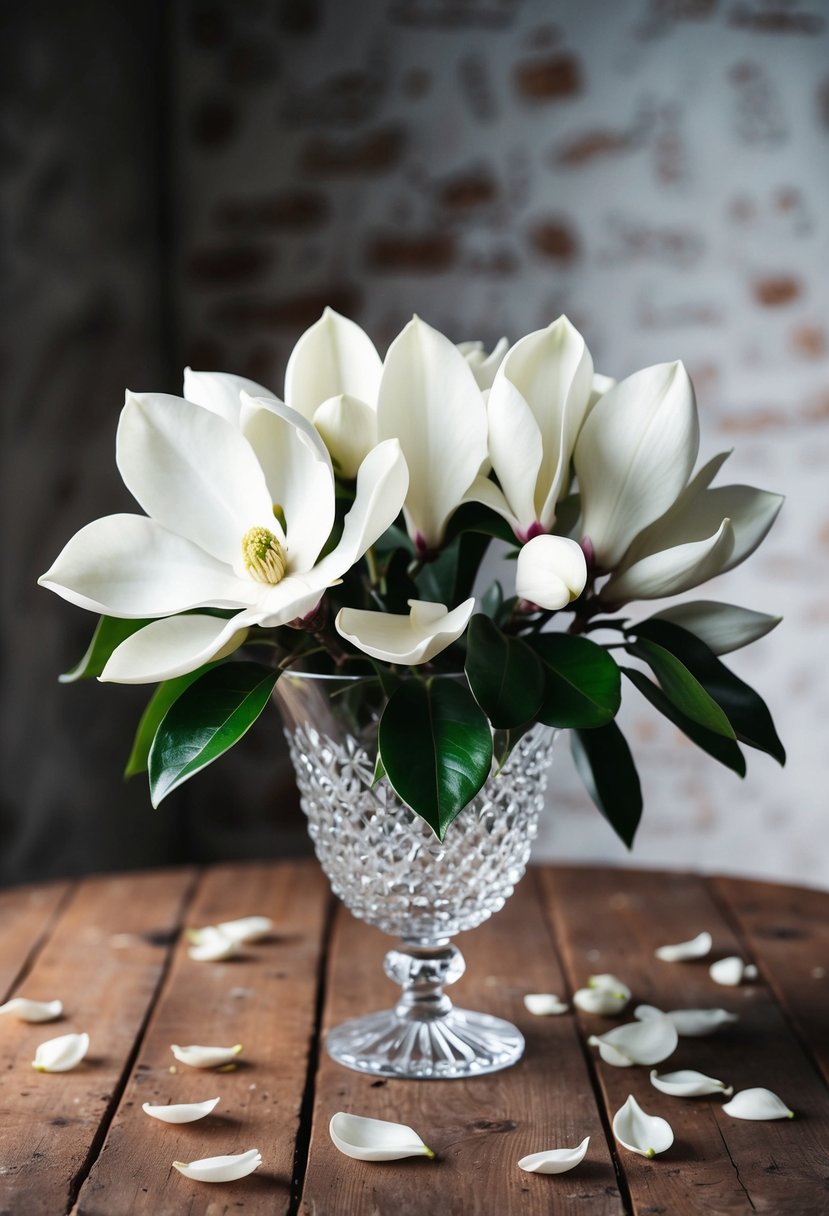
[325,1007,525,1080]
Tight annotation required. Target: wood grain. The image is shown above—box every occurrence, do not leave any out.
[0,879,72,998]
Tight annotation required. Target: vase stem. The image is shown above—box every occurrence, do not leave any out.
[385,942,465,1021]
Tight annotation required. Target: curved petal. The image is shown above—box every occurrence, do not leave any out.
[143,1097,220,1123]
[32,1032,89,1073]
[117,392,275,565]
[39,515,259,618]
[613,1095,674,1158]
[650,1068,732,1098]
[377,316,487,548]
[172,1149,262,1182]
[284,307,382,420]
[0,998,63,1022]
[100,613,249,684]
[336,598,475,665]
[721,1088,794,1120]
[486,375,544,533]
[515,535,587,609]
[313,393,379,479]
[602,520,735,606]
[170,1043,243,1069]
[329,1112,434,1162]
[573,975,631,1015]
[588,1014,678,1067]
[653,601,782,655]
[575,361,700,569]
[460,474,520,535]
[709,956,758,986]
[187,927,241,962]
[518,1136,589,1174]
[654,931,712,961]
[183,369,276,427]
[636,1005,739,1036]
[191,916,273,944]
[523,993,569,1016]
[459,336,509,390]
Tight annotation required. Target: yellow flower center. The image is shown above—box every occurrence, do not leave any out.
[242,527,286,585]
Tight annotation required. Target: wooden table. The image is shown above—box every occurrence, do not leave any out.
[0,863,826,1215]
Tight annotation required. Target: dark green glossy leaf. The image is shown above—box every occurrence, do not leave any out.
[571,723,642,848]
[530,633,621,728]
[633,619,785,764]
[480,581,504,622]
[451,530,492,604]
[622,666,746,777]
[125,666,217,778]
[443,501,518,546]
[626,638,735,739]
[465,614,545,729]
[378,678,493,840]
[149,662,278,807]
[60,616,156,683]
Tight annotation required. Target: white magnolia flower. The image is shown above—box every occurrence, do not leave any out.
[515,535,587,610]
[377,316,488,551]
[709,957,758,987]
[721,1088,794,1120]
[573,974,632,1016]
[170,1043,243,1069]
[518,1136,589,1174]
[187,927,241,963]
[39,392,408,683]
[172,1148,262,1182]
[588,1013,678,1067]
[613,1094,674,1158]
[635,1004,738,1037]
[0,998,63,1023]
[32,1032,89,1072]
[650,1068,733,1098]
[523,993,569,1016]
[458,337,509,390]
[653,600,782,655]
[654,931,712,962]
[189,916,273,946]
[336,598,475,665]
[329,1112,434,1161]
[143,1097,220,1123]
[183,368,276,426]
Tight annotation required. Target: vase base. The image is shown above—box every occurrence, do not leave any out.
[325,1007,525,1080]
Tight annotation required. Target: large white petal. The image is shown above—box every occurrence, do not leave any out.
[329,1112,434,1162]
[117,392,274,565]
[100,613,249,684]
[613,1095,674,1158]
[39,515,259,618]
[650,1068,732,1098]
[172,1148,262,1182]
[284,307,382,420]
[721,1088,794,1120]
[32,1032,89,1073]
[313,393,379,479]
[170,1043,243,1068]
[653,601,782,655]
[143,1097,220,1123]
[377,316,487,548]
[485,375,544,534]
[602,520,734,606]
[336,598,474,665]
[518,1136,589,1175]
[183,369,276,426]
[460,474,519,535]
[575,362,699,568]
[459,336,508,390]
[515,535,587,609]
[0,998,63,1023]
[588,1014,678,1066]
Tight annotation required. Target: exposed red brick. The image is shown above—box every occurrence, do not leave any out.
[439,169,498,210]
[752,275,802,306]
[556,130,632,166]
[188,245,273,286]
[529,219,580,262]
[728,4,824,35]
[210,286,363,331]
[216,190,330,231]
[191,98,239,149]
[514,53,582,101]
[792,325,827,357]
[366,232,456,272]
[300,126,406,175]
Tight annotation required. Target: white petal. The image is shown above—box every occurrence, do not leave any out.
[523,994,569,1016]
[655,931,712,961]
[486,375,544,535]
[336,598,474,666]
[589,973,633,992]
[613,1094,674,1158]
[199,916,273,945]
[588,372,616,408]
[518,1136,589,1174]
[183,369,276,426]
[721,1088,794,1120]
[329,1112,434,1162]
[575,361,699,569]
[652,601,782,655]
[143,1097,220,1123]
[460,336,509,390]
[187,927,241,962]
[650,1068,733,1098]
[172,1148,262,1182]
[603,519,734,605]
[32,1032,89,1073]
[170,1044,243,1069]
[0,998,63,1023]
[314,394,379,480]
[573,975,631,1016]
[285,308,382,421]
[709,957,756,987]
[635,1004,739,1037]
[515,535,587,609]
[100,614,249,685]
[588,1015,678,1067]
[377,316,487,548]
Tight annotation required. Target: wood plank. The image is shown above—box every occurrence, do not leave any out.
[0,868,195,1216]
[300,871,625,1216]
[711,876,829,1085]
[538,867,829,1216]
[0,880,73,998]
[72,860,331,1216]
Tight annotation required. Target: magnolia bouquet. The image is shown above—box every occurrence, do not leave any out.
[40,311,784,845]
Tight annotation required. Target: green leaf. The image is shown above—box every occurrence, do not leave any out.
[622,666,746,777]
[59,616,156,682]
[633,619,785,764]
[626,638,736,739]
[378,678,493,840]
[465,614,545,729]
[443,501,518,547]
[124,666,217,778]
[530,633,621,728]
[480,581,504,622]
[451,530,492,604]
[571,723,642,848]
[148,662,279,807]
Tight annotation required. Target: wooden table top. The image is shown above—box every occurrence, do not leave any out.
[0,862,826,1215]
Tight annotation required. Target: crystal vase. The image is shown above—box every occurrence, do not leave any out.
[274,671,555,1080]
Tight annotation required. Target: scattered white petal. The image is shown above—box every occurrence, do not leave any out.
[518,1136,590,1174]
[650,1068,733,1098]
[329,1112,434,1161]
[189,916,273,946]
[187,927,241,962]
[142,1097,220,1123]
[170,1044,243,1069]
[588,1014,678,1067]
[172,1148,262,1182]
[655,932,712,962]
[523,994,569,1016]
[0,998,63,1023]
[709,957,757,986]
[722,1088,794,1120]
[32,1032,90,1072]
[574,975,631,1015]
[613,1094,674,1158]
[635,1004,739,1036]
